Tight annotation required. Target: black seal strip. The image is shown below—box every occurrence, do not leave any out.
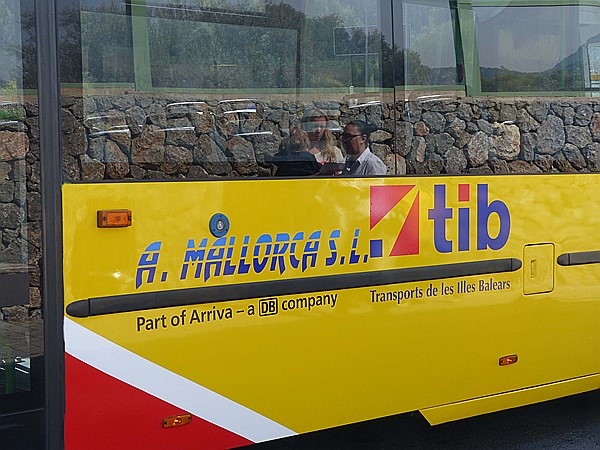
[66,257,522,318]
[557,251,600,266]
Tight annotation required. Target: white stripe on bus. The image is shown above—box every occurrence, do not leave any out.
[64,317,297,443]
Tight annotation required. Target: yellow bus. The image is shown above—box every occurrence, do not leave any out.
[3,0,600,448]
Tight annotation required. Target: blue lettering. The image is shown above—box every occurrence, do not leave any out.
[136,242,162,289]
[349,229,361,264]
[204,237,226,282]
[302,231,321,272]
[458,208,470,251]
[325,230,341,266]
[253,234,272,273]
[428,185,453,253]
[289,232,304,270]
[223,236,237,276]
[270,233,290,274]
[238,236,251,274]
[477,184,511,250]
[179,238,209,280]
[135,267,156,289]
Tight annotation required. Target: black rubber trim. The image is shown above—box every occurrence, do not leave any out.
[66,258,522,318]
[557,251,600,266]
[37,0,65,447]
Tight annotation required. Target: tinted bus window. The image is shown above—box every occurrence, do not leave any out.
[60,0,133,85]
[146,5,297,89]
[394,0,464,88]
[81,2,133,85]
[474,5,600,93]
[0,0,21,91]
[59,0,600,181]
[60,0,395,180]
[0,0,44,443]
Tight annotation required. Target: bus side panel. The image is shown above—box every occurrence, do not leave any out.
[64,353,253,449]
[62,175,600,447]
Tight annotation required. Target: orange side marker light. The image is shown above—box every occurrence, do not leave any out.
[162,414,192,428]
[97,209,132,228]
[499,354,518,366]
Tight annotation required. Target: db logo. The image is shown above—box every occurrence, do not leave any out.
[369,184,511,256]
[259,298,278,316]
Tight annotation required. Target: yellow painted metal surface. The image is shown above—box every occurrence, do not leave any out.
[523,244,555,295]
[63,175,600,434]
[420,374,600,425]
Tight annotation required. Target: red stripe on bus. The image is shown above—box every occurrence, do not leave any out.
[65,353,253,450]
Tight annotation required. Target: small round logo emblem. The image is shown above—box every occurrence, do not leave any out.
[209,213,230,237]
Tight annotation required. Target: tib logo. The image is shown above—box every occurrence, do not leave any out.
[369,184,511,256]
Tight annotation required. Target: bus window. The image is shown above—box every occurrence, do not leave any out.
[474,5,591,93]
[0,0,44,445]
[56,1,600,449]
[392,0,466,161]
[587,43,600,89]
[60,0,394,180]
[80,3,134,86]
[394,0,464,89]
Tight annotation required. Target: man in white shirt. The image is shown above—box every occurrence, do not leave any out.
[341,120,387,176]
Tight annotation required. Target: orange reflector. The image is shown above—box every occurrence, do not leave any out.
[499,354,518,366]
[162,414,192,428]
[97,210,132,228]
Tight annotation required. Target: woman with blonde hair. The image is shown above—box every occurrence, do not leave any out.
[301,109,344,166]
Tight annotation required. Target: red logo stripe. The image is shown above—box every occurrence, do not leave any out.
[370,185,416,230]
[390,192,420,256]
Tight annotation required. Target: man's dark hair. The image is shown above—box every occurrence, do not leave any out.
[346,120,376,144]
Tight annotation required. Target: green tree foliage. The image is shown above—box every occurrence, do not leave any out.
[82,11,134,83]
[0,0,17,90]
[380,35,431,87]
[146,0,352,89]
[481,59,585,92]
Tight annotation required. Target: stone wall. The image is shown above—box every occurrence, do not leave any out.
[3,94,600,320]
[0,101,42,322]
[59,95,600,181]
[399,99,600,175]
